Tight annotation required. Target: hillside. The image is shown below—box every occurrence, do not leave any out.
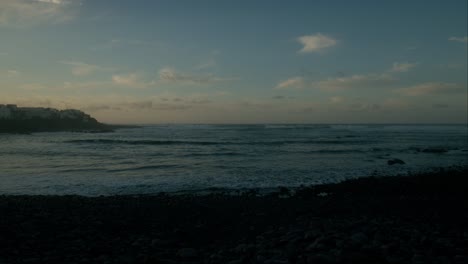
[0,104,113,133]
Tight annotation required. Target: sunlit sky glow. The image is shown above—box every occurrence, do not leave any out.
[1,0,467,124]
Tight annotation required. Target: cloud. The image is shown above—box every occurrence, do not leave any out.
[112,73,139,86]
[128,101,153,110]
[60,61,111,76]
[6,70,20,77]
[35,0,64,4]
[397,82,464,96]
[276,62,405,91]
[449,36,468,43]
[159,67,236,85]
[91,39,158,51]
[433,103,449,108]
[272,95,286,100]
[314,73,395,91]
[390,62,417,72]
[62,81,111,90]
[195,58,216,70]
[348,103,381,111]
[112,73,143,87]
[0,0,78,27]
[297,33,337,53]
[330,96,344,103]
[275,77,305,89]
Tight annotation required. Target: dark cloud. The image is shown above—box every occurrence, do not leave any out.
[159,68,236,85]
[189,99,211,104]
[349,103,381,111]
[129,101,153,109]
[84,105,121,112]
[272,95,286,100]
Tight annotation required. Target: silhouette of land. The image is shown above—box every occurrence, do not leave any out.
[0,104,115,133]
[1,167,467,264]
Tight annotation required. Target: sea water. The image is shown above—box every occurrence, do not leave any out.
[0,124,467,196]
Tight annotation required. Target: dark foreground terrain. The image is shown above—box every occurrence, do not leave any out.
[1,168,467,264]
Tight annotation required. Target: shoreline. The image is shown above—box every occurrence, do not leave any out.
[1,167,467,263]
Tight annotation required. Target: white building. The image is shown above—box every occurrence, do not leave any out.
[0,104,15,119]
[59,109,87,120]
[21,107,59,119]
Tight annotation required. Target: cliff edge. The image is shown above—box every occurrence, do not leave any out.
[0,104,113,133]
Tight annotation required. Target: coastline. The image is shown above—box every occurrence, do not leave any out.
[1,167,467,264]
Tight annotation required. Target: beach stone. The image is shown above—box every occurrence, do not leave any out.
[411,253,425,264]
[454,255,468,264]
[351,232,369,246]
[233,243,255,254]
[387,158,405,165]
[306,253,335,264]
[264,260,288,264]
[177,248,198,259]
[116,255,134,264]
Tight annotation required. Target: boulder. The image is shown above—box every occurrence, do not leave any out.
[177,248,198,259]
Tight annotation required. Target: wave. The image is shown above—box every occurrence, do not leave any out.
[66,138,373,146]
[263,124,330,129]
[107,164,178,172]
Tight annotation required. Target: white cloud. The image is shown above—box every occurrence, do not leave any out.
[35,0,64,4]
[314,73,395,91]
[0,0,77,27]
[390,62,417,72]
[195,58,216,70]
[330,96,344,103]
[297,33,337,53]
[159,67,236,85]
[59,61,111,76]
[276,62,404,91]
[62,81,111,90]
[449,36,468,43]
[275,77,305,89]
[112,73,152,88]
[6,70,20,77]
[112,74,138,86]
[397,82,464,96]
[19,83,48,91]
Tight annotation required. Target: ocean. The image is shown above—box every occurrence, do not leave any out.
[0,124,467,196]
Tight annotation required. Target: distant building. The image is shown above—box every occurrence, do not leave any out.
[0,105,90,121]
[0,105,13,119]
[0,104,19,119]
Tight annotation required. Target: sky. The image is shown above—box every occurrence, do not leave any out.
[0,0,467,124]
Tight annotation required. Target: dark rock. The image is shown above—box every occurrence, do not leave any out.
[264,260,288,264]
[387,158,405,165]
[411,253,425,264]
[454,255,468,264]
[306,253,335,264]
[233,243,255,254]
[350,232,369,246]
[177,248,198,259]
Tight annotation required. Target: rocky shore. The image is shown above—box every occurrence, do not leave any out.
[1,167,467,264]
[0,105,114,133]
